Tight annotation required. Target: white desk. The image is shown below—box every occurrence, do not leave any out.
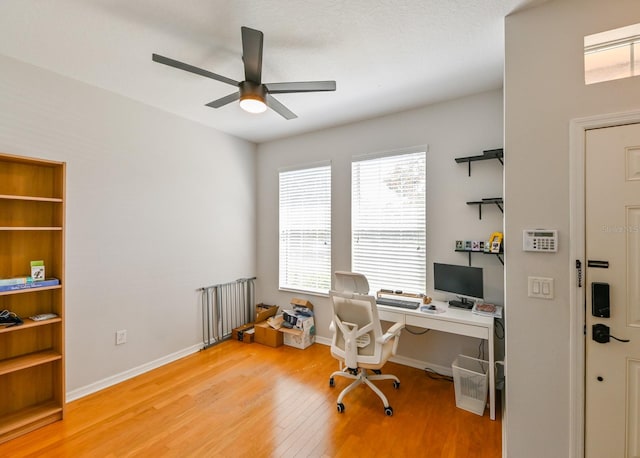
[377,299,496,420]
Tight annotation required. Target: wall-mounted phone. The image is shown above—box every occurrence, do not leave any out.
[523,229,558,252]
[591,282,610,318]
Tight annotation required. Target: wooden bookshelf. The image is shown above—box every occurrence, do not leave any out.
[0,152,65,444]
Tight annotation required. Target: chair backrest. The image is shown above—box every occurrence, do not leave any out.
[330,272,386,368]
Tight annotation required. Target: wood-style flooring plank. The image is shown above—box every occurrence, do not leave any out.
[0,341,501,457]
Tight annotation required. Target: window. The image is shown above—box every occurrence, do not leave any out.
[352,150,426,294]
[585,23,640,85]
[279,163,331,294]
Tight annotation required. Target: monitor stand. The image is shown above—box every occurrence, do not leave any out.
[448,297,474,309]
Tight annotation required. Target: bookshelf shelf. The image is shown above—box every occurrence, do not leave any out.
[0,350,62,376]
[0,401,62,440]
[0,317,62,334]
[0,194,63,203]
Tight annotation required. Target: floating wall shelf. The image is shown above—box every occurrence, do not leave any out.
[455,148,504,176]
[466,197,504,220]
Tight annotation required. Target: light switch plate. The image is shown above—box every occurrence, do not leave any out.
[528,276,554,299]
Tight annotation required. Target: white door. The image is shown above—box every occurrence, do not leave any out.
[586,123,640,458]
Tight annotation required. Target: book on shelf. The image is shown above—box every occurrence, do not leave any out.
[0,276,34,287]
[0,278,60,292]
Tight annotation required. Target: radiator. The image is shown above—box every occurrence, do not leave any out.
[199,277,256,349]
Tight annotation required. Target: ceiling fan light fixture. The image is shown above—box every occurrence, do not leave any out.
[239,94,267,113]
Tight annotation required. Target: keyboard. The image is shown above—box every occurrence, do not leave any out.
[376,297,420,310]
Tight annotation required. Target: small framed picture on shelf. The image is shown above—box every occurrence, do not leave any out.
[490,241,502,253]
[471,241,481,251]
[465,241,472,251]
[456,240,464,250]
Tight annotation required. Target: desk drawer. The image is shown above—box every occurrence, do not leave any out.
[406,314,489,339]
[378,310,406,324]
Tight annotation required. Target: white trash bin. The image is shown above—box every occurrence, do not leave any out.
[452,354,489,416]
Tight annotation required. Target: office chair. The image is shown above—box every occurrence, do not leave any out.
[328,271,404,415]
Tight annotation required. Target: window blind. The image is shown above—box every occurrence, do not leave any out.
[279,164,331,294]
[352,151,426,294]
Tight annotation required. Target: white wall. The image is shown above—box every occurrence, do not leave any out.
[256,89,504,369]
[504,0,640,456]
[0,54,257,393]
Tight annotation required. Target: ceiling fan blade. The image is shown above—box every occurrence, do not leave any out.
[205,92,240,108]
[264,81,336,94]
[266,94,297,120]
[241,26,263,84]
[152,53,239,87]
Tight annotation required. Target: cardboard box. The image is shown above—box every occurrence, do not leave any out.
[256,303,279,323]
[290,298,313,311]
[254,321,284,348]
[232,323,255,343]
[280,315,315,349]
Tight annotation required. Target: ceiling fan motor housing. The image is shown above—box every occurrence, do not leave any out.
[239,80,266,103]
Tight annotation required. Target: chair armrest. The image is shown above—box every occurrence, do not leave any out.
[377,321,404,344]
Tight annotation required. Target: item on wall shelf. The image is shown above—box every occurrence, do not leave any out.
[489,232,503,253]
[456,240,464,250]
[30,260,45,281]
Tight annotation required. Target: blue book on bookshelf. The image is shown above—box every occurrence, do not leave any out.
[0,278,60,292]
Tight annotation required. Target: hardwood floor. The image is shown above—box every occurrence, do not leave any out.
[0,341,501,457]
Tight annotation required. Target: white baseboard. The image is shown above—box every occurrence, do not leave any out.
[66,343,202,402]
[68,339,453,403]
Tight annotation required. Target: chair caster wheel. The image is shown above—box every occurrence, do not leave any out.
[329,377,335,387]
[384,406,393,416]
[337,403,345,413]
[373,369,382,375]
[393,381,400,389]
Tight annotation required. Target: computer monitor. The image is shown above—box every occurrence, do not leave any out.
[433,262,484,309]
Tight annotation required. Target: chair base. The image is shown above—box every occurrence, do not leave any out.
[329,367,400,415]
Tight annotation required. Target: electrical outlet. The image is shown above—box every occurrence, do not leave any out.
[115,329,127,345]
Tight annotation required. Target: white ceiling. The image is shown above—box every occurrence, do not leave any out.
[0,0,541,143]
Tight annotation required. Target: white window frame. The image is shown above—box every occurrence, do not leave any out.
[278,161,332,295]
[351,149,427,295]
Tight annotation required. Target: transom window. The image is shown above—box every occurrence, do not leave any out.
[585,23,640,85]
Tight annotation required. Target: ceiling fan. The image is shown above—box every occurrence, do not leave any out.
[152,26,336,120]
